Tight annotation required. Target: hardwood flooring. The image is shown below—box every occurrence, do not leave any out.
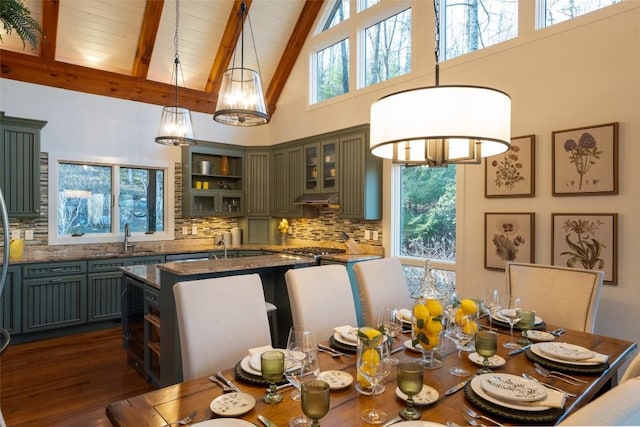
[0,327,154,426]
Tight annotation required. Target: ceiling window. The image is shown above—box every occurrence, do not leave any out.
[363,8,412,88]
[442,0,518,61]
[538,0,621,28]
[315,39,350,103]
[322,0,350,31]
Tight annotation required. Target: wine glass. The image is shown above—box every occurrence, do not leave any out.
[285,328,320,427]
[300,380,330,427]
[357,338,392,424]
[518,310,536,346]
[377,307,402,365]
[397,361,423,420]
[502,297,523,349]
[474,330,498,374]
[484,288,502,330]
[261,350,285,404]
[447,313,475,377]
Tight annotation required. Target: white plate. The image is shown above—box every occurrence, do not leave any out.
[396,308,413,324]
[240,355,261,376]
[403,339,423,353]
[470,375,550,411]
[392,422,446,427]
[468,352,506,368]
[192,419,256,427]
[525,330,556,342]
[209,392,256,417]
[494,310,543,325]
[530,343,601,366]
[248,349,305,373]
[480,373,547,403]
[395,384,439,406]
[333,332,358,347]
[538,342,594,361]
[317,370,353,390]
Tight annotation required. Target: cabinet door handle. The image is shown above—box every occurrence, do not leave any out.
[51,267,63,272]
[49,278,62,283]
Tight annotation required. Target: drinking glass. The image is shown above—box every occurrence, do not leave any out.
[261,350,285,404]
[377,307,402,365]
[285,328,320,426]
[397,361,423,420]
[502,297,523,349]
[357,337,392,424]
[447,313,475,377]
[484,288,502,330]
[474,331,498,374]
[518,310,536,346]
[300,380,330,427]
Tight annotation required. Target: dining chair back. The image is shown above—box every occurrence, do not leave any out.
[285,264,358,341]
[173,273,272,381]
[620,352,640,383]
[506,262,604,333]
[353,257,411,326]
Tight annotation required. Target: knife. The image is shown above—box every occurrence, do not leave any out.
[258,415,279,427]
[318,343,353,359]
[445,376,474,396]
[216,371,240,392]
[508,343,532,356]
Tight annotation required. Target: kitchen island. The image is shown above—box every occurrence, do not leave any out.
[121,253,315,387]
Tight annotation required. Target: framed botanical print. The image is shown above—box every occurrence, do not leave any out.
[485,212,535,270]
[552,122,618,196]
[485,135,535,198]
[552,213,618,285]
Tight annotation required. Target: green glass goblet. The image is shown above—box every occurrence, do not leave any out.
[301,380,330,427]
[261,350,285,404]
[474,331,498,374]
[397,362,423,420]
[518,310,536,346]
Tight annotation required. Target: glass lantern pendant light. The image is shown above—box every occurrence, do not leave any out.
[213,0,269,126]
[369,0,511,167]
[156,0,196,146]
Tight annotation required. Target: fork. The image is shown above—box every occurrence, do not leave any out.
[522,373,577,397]
[463,413,484,426]
[534,363,589,385]
[463,404,504,427]
[160,410,197,427]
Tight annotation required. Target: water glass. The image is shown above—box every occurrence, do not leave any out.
[261,350,285,404]
[301,380,330,427]
[447,313,475,377]
[474,331,498,374]
[484,288,502,330]
[397,362,423,420]
[377,307,402,365]
[503,297,523,349]
[518,310,536,345]
[357,334,392,424]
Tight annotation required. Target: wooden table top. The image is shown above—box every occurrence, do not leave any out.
[106,324,637,427]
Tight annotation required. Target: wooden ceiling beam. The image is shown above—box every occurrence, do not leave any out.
[0,49,216,114]
[265,0,324,116]
[132,0,164,78]
[40,0,60,60]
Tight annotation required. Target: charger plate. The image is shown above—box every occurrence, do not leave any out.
[328,335,357,354]
[525,349,608,374]
[234,361,289,386]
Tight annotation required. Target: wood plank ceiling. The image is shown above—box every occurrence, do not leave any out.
[0,0,325,118]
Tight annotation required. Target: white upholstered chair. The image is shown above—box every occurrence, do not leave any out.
[285,264,358,341]
[353,257,411,326]
[505,262,604,333]
[620,352,640,383]
[173,273,272,381]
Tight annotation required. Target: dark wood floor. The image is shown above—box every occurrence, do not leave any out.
[0,327,154,426]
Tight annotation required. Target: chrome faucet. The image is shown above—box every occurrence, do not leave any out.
[124,223,135,252]
[216,238,227,259]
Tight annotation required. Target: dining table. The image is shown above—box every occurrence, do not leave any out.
[106,319,637,427]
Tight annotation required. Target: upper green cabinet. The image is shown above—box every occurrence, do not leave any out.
[182,142,245,217]
[304,139,337,193]
[0,112,47,218]
[270,145,304,218]
[245,149,270,217]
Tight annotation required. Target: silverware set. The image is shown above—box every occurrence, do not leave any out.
[521,373,577,397]
[159,410,197,427]
[317,343,353,359]
[534,362,589,386]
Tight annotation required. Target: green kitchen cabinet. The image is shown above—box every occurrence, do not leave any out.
[0,265,22,334]
[304,139,337,193]
[182,142,245,217]
[0,112,47,218]
[338,129,382,220]
[270,145,304,217]
[245,149,271,216]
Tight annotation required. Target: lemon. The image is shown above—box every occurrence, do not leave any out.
[460,299,478,315]
[463,320,479,335]
[426,318,443,334]
[413,303,430,321]
[454,307,466,325]
[425,299,443,317]
[360,327,382,341]
[420,333,440,350]
[357,371,371,388]
[359,348,381,380]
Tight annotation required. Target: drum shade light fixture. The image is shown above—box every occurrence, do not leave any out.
[156,0,196,146]
[214,0,269,126]
[370,1,511,167]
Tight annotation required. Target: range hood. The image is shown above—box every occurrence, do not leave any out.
[293,192,340,207]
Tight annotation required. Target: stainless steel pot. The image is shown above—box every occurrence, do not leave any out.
[198,160,211,175]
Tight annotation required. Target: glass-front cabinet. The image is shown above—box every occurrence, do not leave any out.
[304,139,337,193]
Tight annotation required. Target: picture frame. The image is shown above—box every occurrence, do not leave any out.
[484,212,535,270]
[485,135,535,198]
[551,213,618,285]
[552,122,618,196]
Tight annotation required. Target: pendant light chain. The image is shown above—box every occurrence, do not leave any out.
[246,9,263,81]
[434,0,440,86]
[173,0,182,107]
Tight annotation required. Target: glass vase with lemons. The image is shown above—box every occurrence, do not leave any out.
[356,326,392,424]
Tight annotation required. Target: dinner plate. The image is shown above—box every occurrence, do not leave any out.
[391,421,446,427]
[248,349,305,372]
[333,332,358,347]
[240,355,261,376]
[480,373,547,403]
[396,308,413,324]
[192,419,255,427]
[317,370,353,390]
[538,342,594,361]
[468,352,506,368]
[403,339,423,353]
[494,310,543,325]
[209,392,256,417]
[526,330,556,342]
[470,375,550,412]
[395,384,439,406]
[530,343,601,366]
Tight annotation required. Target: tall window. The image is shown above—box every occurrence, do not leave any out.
[316,39,350,102]
[364,8,412,87]
[539,0,621,28]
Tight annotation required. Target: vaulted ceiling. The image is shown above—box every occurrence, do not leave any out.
[0,0,325,119]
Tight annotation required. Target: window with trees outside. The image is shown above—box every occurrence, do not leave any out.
[364,8,411,87]
[49,155,172,245]
[538,0,620,28]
